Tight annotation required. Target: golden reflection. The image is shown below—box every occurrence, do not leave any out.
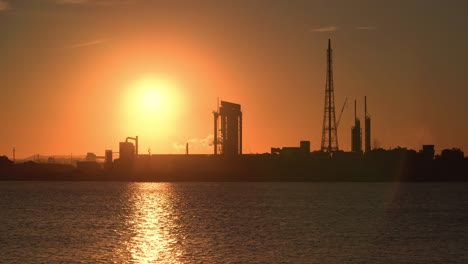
[125,183,184,263]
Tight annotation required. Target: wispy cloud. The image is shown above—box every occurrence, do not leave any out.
[311,26,338,33]
[56,0,135,5]
[355,26,377,31]
[57,0,88,4]
[65,38,106,49]
[0,0,10,11]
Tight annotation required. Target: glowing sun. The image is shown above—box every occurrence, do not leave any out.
[122,76,183,137]
[142,87,162,110]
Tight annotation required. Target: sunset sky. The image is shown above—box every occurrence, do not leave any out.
[1,0,467,158]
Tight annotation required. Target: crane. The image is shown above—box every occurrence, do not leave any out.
[336,97,348,129]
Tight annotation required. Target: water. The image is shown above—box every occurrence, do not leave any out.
[0,182,467,263]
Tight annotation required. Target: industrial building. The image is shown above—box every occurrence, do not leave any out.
[119,136,138,162]
[364,96,371,153]
[213,101,243,156]
[351,99,362,152]
[104,150,113,169]
[6,39,468,183]
[271,141,311,157]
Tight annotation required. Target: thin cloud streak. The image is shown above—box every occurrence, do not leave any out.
[0,0,10,11]
[57,0,87,4]
[311,26,337,32]
[355,26,377,30]
[56,0,135,5]
[65,39,106,49]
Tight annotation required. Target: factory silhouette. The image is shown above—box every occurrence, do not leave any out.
[1,39,467,181]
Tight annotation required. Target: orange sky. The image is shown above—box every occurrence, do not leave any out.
[1,0,467,158]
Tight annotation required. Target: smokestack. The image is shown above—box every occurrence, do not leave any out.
[328,38,331,49]
[365,96,367,116]
[354,99,357,121]
[364,96,371,153]
[213,102,219,155]
[136,136,138,157]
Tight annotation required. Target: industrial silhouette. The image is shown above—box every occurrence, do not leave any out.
[1,39,467,182]
[351,99,362,152]
[321,39,339,152]
[213,101,242,156]
[350,97,371,153]
[120,136,138,161]
[364,96,371,153]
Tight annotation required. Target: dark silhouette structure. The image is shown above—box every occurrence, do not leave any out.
[126,136,138,156]
[321,39,339,152]
[1,142,467,182]
[119,137,138,162]
[213,108,219,155]
[86,152,97,161]
[2,40,467,183]
[364,96,371,153]
[351,99,362,152]
[105,150,113,168]
[271,141,311,157]
[213,101,242,156]
[0,156,13,167]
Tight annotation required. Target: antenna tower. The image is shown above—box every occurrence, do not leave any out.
[321,39,339,152]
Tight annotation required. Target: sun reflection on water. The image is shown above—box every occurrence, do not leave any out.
[125,183,184,263]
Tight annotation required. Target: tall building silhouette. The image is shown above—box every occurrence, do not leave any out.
[321,39,339,152]
[213,101,242,156]
[351,99,362,152]
[364,96,371,152]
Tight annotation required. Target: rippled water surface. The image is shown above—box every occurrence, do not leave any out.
[0,182,467,263]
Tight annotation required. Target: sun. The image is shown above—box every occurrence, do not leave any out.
[130,77,180,118]
[142,87,162,110]
[122,76,183,139]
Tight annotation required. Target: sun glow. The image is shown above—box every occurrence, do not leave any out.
[122,76,184,142]
[143,89,162,110]
[133,77,179,117]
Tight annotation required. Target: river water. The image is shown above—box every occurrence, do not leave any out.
[0,182,467,263]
